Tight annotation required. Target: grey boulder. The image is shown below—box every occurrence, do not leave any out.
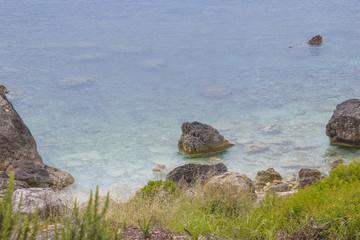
[326,99,360,148]
[166,163,227,186]
[178,122,234,157]
[6,160,74,191]
[0,91,42,170]
[13,188,65,217]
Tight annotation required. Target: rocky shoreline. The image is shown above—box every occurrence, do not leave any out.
[1,85,359,217]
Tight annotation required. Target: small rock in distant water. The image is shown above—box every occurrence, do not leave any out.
[60,76,92,88]
[293,142,316,150]
[246,145,270,154]
[326,99,360,148]
[260,123,281,134]
[331,158,344,170]
[153,164,166,172]
[308,35,322,45]
[201,87,232,98]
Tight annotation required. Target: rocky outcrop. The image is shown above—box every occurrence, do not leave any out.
[0,91,42,170]
[298,168,321,188]
[0,172,30,198]
[308,35,322,45]
[255,168,282,190]
[166,163,227,186]
[6,160,74,191]
[13,188,65,217]
[326,99,360,148]
[178,122,234,157]
[204,172,256,199]
[0,91,74,190]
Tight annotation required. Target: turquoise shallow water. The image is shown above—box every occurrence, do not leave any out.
[1,0,360,200]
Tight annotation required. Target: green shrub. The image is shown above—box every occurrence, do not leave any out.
[0,172,41,240]
[54,186,120,240]
[137,180,179,199]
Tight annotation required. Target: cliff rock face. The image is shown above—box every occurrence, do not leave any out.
[0,91,74,191]
[0,91,42,170]
[178,122,234,157]
[326,99,360,148]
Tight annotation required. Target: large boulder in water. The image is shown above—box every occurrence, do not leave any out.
[326,99,360,148]
[166,163,228,186]
[178,122,234,157]
[0,91,42,170]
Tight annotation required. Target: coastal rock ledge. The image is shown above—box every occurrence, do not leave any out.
[178,121,234,157]
[326,99,360,148]
[0,90,74,190]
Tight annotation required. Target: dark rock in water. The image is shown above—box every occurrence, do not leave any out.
[299,176,318,188]
[6,160,74,191]
[326,99,360,148]
[178,122,234,157]
[255,168,282,190]
[331,158,344,170]
[166,163,227,186]
[0,177,30,198]
[270,183,289,192]
[308,35,322,45]
[0,91,43,170]
[298,168,321,180]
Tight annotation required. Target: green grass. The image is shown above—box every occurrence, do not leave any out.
[3,160,360,239]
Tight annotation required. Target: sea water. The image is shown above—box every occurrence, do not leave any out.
[1,0,360,200]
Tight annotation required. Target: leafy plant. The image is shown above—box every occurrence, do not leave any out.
[138,218,150,239]
[137,180,179,199]
[54,186,120,240]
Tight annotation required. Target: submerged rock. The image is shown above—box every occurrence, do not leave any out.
[0,91,43,170]
[204,172,256,199]
[6,160,74,191]
[326,99,360,148]
[178,122,234,157]
[12,188,65,217]
[166,163,227,186]
[308,35,322,45]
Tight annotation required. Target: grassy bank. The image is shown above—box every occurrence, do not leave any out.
[2,160,360,239]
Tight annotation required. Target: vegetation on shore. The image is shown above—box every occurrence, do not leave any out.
[2,160,360,239]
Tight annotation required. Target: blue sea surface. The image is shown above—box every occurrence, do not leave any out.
[1,0,360,199]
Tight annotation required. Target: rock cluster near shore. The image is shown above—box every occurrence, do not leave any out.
[0,89,74,216]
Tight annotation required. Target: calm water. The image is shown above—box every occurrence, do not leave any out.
[1,0,360,200]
